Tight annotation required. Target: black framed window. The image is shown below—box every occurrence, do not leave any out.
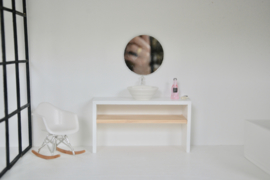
[0,0,31,178]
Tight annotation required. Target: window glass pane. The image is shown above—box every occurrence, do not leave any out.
[8,115,19,162]
[7,65,17,113]
[16,0,23,13]
[3,0,12,9]
[21,108,29,150]
[17,16,25,60]
[4,12,15,62]
[19,63,27,105]
[0,67,4,119]
[0,122,6,171]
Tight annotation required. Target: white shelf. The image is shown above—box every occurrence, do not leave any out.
[93,97,191,105]
[92,97,192,153]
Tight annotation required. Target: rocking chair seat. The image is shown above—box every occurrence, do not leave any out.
[45,124,78,135]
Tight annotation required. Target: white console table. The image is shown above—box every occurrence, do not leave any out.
[92,97,192,153]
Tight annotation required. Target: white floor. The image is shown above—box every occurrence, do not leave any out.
[1,146,270,180]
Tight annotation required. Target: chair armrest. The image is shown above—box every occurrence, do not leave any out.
[60,110,79,130]
[32,112,50,132]
[32,112,43,118]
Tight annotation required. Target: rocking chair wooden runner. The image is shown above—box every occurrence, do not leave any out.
[32,102,85,159]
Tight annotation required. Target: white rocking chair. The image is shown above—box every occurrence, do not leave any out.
[32,102,85,159]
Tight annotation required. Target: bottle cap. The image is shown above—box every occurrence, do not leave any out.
[173,78,177,80]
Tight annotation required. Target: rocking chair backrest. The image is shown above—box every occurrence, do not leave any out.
[33,102,79,135]
[34,102,62,128]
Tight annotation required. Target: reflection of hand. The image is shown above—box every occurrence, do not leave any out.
[124,35,151,75]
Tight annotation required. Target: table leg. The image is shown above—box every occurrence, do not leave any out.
[186,104,191,153]
[92,104,97,153]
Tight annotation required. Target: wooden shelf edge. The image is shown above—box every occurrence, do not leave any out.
[96,114,187,124]
[97,120,187,124]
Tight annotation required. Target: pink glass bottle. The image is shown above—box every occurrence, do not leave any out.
[171,78,179,100]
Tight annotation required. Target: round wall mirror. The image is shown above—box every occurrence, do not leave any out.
[124,35,164,75]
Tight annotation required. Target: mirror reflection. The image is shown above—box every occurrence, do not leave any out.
[124,35,164,75]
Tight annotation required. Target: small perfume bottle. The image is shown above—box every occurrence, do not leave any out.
[171,78,179,100]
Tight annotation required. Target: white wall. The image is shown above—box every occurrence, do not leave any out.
[25,0,270,147]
